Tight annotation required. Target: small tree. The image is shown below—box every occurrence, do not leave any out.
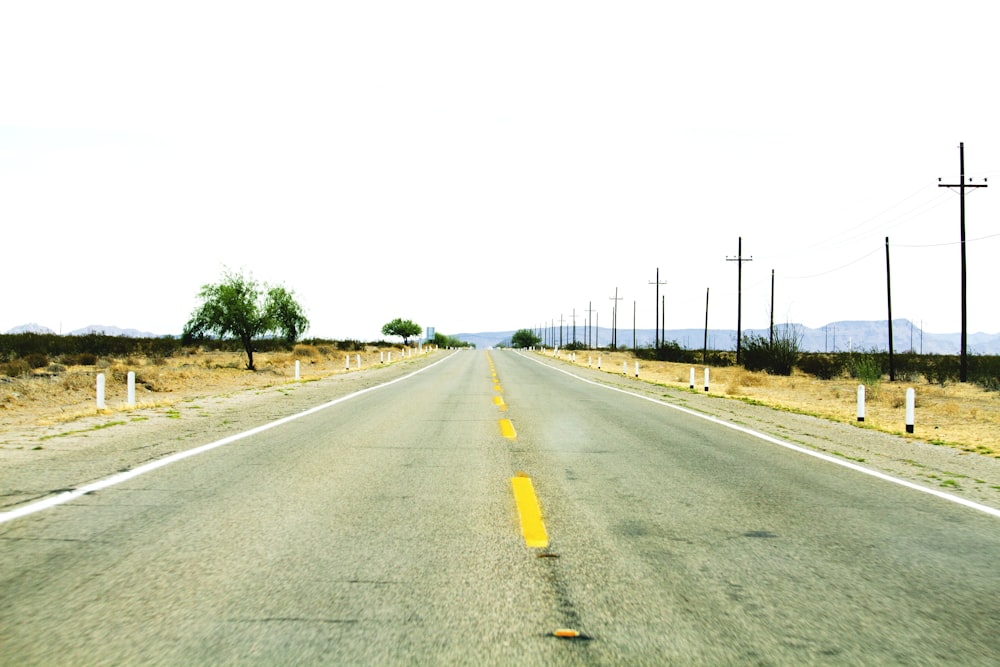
[182,269,309,370]
[266,285,309,344]
[511,329,541,348]
[382,318,422,345]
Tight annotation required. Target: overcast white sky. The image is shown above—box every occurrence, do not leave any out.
[2,1,998,342]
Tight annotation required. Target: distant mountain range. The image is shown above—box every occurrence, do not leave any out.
[5,323,161,338]
[7,320,1000,354]
[453,320,1000,355]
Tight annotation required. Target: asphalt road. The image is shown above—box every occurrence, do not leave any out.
[2,349,999,665]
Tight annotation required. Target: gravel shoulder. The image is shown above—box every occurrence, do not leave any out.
[3,348,999,518]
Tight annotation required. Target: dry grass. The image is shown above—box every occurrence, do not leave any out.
[0,344,424,433]
[550,349,1000,457]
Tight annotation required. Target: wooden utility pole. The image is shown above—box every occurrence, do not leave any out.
[703,287,710,365]
[938,142,987,382]
[585,301,595,349]
[649,268,667,349]
[886,237,895,381]
[769,269,775,347]
[609,288,622,349]
[726,237,753,364]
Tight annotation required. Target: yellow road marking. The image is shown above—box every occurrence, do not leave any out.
[493,384,503,393]
[499,418,516,439]
[511,473,548,548]
[493,396,507,411]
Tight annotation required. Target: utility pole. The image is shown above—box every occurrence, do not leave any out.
[585,301,595,349]
[726,237,753,364]
[571,309,577,347]
[702,287,710,365]
[633,301,637,351]
[587,301,594,349]
[769,269,775,347]
[559,314,564,348]
[938,142,987,382]
[886,237,895,381]
[649,268,667,349]
[609,288,622,350]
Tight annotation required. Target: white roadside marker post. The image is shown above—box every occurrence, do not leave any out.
[704,368,710,392]
[295,360,300,380]
[96,373,105,409]
[356,354,361,369]
[857,385,865,422]
[690,367,695,389]
[127,371,136,406]
[906,388,915,433]
[635,361,639,378]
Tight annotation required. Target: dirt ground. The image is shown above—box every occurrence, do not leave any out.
[0,345,411,440]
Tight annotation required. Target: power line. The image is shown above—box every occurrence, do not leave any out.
[894,231,1000,248]
[784,246,881,280]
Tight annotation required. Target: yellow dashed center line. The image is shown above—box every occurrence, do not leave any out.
[511,473,549,548]
[499,418,516,439]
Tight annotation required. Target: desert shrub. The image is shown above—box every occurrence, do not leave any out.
[46,363,67,375]
[59,372,94,391]
[634,341,697,364]
[24,353,49,369]
[61,352,99,366]
[109,364,130,383]
[798,354,845,380]
[848,351,884,384]
[969,355,1000,391]
[293,344,322,361]
[704,350,735,367]
[925,355,961,386]
[2,359,30,377]
[893,352,923,381]
[335,339,365,351]
[316,345,334,357]
[740,327,800,376]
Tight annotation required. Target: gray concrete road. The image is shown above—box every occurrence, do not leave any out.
[2,349,999,665]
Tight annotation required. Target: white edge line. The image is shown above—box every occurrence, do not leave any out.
[0,352,459,525]
[519,352,1000,520]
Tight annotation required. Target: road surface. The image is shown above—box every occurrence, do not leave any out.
[2,349,999,664]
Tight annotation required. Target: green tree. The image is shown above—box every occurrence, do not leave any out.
[266,285,309,344]
[510,329,541,348]
[381,318,422,345]
[182,269,309,370]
